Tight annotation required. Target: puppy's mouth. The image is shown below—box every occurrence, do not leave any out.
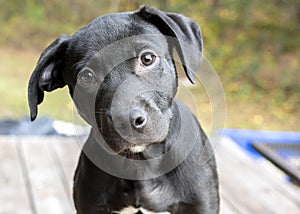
[118,146,146,160]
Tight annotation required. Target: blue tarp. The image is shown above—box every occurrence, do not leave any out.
[220,129,300,159]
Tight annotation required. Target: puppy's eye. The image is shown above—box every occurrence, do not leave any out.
[140,52,156,66]
[78,68,96,87]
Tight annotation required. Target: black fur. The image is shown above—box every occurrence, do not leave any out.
[28,6,219,214]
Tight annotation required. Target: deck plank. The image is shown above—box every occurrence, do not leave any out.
[0,136,32,214]
[216,137,300,213]
[20,136,75,214]
[51,137,81,199]
[2,135,300,213]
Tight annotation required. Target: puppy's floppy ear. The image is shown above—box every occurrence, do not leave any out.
[28,34,70,121]
[139,6,203,84]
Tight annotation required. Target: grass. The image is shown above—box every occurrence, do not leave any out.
[0,45,299,133]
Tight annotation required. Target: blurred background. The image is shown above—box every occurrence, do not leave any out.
[0,0,299,131]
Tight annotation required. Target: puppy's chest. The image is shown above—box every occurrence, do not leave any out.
[111,181,174,214]
[112,206,170,214]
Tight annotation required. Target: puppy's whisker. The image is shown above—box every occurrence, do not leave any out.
[81,109,111,115]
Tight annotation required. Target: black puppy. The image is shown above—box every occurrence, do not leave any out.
[28,6,219,214]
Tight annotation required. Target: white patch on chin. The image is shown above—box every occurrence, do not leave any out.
[112,206,170,214]
[129,144,146,153]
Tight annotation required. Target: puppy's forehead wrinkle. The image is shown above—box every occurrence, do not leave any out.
[71,12,165,54]
[76,14,143,44]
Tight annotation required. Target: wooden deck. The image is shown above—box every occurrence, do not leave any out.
[1,136,300,214]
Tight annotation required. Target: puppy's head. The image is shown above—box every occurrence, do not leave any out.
[28,6,203,155]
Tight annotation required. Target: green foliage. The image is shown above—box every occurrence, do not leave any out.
[0,0,299,128]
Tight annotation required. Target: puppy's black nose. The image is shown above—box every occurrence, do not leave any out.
[130,108,147,129]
